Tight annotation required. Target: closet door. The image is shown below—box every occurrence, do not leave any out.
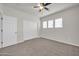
[23,20,37,40]
[3,16,17,47]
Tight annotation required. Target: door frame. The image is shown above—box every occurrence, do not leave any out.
[0,16,3,48]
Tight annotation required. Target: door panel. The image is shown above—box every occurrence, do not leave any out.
[3,16,17,47]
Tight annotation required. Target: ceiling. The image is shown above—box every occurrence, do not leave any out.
[2,3,79,18]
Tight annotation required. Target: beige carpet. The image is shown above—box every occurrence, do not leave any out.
[0,38,79,56]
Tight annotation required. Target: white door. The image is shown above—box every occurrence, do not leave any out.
[3,16,17,48]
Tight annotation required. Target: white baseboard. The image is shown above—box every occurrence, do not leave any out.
[40,36,79,47]
[18,36,39,44]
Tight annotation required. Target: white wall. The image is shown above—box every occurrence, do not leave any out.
[40,5,79,46]
[0,4,39,44]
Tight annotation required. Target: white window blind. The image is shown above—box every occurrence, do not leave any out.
[55,18,63,28]
[48,20,53,28]
[43,21,47,28]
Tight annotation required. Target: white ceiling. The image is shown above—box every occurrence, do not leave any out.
[2,3,79,18]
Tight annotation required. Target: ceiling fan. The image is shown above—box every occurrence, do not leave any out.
[33,3,51,12]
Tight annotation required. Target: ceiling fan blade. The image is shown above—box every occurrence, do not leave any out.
[44,7,49,11]
[33,6,39,8]
[44,3,51,6]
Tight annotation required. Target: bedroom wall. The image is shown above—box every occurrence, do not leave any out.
[40,5,79,46]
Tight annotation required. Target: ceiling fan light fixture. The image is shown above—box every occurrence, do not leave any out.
[37,3,44,10]
[39,6,44,9]
[33,3,51,12]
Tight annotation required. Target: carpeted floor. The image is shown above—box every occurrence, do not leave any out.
[0,38,79,56]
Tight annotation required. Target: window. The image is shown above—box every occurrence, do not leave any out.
[55,18,63,28]
[43,21,47,28]
[48,20,53,28]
